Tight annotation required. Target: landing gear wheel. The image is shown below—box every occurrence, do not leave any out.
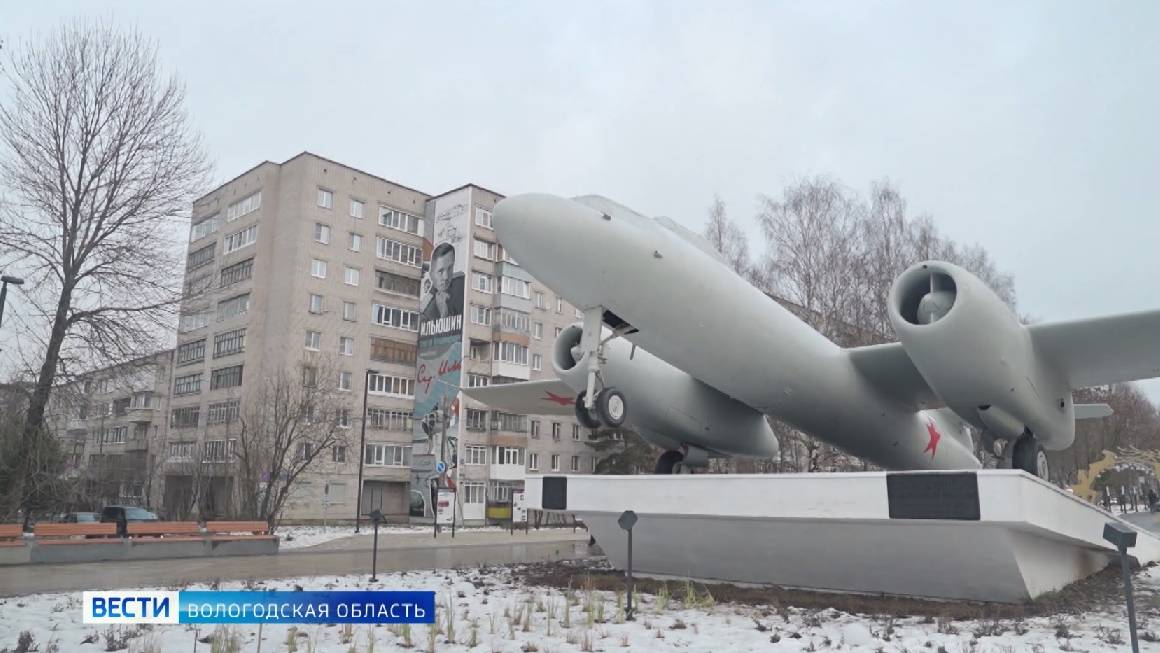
[1012,435,1050,481]
[574,391,602,429]
[655,450,684,475]
[596,388,628,428]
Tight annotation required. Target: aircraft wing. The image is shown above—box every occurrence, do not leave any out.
[460,379,577,416]
[845,342,943,410]
[1028,309,1160,388]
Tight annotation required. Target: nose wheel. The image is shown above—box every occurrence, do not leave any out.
[1011,434,1050,481]
[575,388,629,429]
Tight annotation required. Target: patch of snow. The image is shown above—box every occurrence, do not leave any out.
[277,524,506,549]
[1,565,1156,652]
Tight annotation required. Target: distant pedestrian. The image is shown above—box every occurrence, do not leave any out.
[1102,487,1112,511]
[1148,488,1158,512]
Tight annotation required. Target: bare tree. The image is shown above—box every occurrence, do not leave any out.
[702,194,751,276]
[0,22,209,518]
[232,361,355,530]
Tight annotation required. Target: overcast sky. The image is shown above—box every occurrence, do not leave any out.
[5,1,1160,398]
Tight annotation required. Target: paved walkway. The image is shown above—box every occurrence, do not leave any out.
[0,529,592,598]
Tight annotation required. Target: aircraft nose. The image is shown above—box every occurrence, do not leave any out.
[493,193,595,301]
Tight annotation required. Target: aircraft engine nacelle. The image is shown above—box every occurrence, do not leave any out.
[887,261,1074,449]
[551,325,779,458]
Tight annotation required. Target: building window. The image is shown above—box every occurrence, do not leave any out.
[203,439,236,463]
[339,336,354,356]
[188,243,215,271]
[551,422,561,440]
[472,272,493,293]
[571,455,580,472]
[534,291,545,309]
[344,266,360,286]
[556,297,563,313]
[498,308,529,333]
[469,341,490,361]
[213,328,246,358]
[555,327,562,338]
[372,303,419,331]
[343,301,357,321]
[314,223,331,244]
[493,412,528,433]
[350,199,364,220]
[191,214,218,242]
[533,322,543,339]
[370,337,417,366]
[176,339,206,366]
[501,276,530,299]
[338,371,352,391]
[467,373,489,388]
[168,441,195,461]
[528,453,539,471]
[375,237,421,267]
[530,420,541,439]
[219,258,254,288]
[179,310,210,334]
[227,192,261,221]
[184,272,212,298]
[210,365,244,390]
[465,445,487,465]
[216,293,250,321]
[224,224,258,254]
[364,443,411,467]
[493,341,529,365]
[532,354,543,371]
[375,270,420,298]
[572,424,581,441]
[206,399,240,425]
[500,247,518,265]
[308,293,324,314]
[378,206,421,234]
[475,207,492,229]
[490,480,513,502]
[349,233,362,252]
[368,373,414,397]
[337,409,351,429]
[462,483,485,504]
[367,409,411,431]
[294,442,315,460]
[170,407,200,429]
[302,366,317,388]
[317,188,333,209]
[470,305,492,326]
[174,373,202,396]
[551,454,560,472]
[465,409,487,431]
[310,258,327,278]
[332,445,347,462]
[305,330,321,350]
[491,446,524,466]
[473,239,497,260]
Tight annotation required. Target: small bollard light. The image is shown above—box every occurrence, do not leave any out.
[618,510,638,621]
[367,509,385,583]
[1103,521,1140,653]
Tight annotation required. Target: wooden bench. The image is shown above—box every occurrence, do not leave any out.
[127,521,203,540]
[0,524,25,547]
[34,522,119,544]
[205,521,275,541]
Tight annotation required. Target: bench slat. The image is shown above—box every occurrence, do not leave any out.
[205,521,270,535]
[127,521,202,536]
[34,523,118,538]
[0,524,22,538]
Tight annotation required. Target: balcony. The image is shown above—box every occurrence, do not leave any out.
[489,463,526,482]
[126,406,156,423]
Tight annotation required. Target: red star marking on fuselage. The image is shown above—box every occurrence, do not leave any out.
[544,391,574,407]
[924,420,941,458]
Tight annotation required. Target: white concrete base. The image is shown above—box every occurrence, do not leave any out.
[525,470,1160,603]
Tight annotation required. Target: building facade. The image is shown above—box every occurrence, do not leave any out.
[162,152,600,522]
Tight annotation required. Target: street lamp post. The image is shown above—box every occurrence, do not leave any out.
[354,368,380,533]
[0,275,25,330]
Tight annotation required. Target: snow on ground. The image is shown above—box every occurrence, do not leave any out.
[277,524,506,549]
[2,564,1157,652]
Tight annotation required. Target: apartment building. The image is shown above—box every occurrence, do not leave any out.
[45,350,174,511]
[166,152,602,523]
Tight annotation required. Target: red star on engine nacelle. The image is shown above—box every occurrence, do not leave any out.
[924,420,941,458]
[544,391,574,407]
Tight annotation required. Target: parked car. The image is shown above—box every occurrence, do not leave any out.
[100,506,159,536]
[59,512,99,523]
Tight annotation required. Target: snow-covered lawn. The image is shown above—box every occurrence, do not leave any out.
[277,524,506,550]
[1,564,1156,652]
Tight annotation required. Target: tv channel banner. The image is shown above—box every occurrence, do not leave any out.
[83,590,435,625]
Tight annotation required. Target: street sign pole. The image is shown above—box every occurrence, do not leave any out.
[618,510,638,621]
